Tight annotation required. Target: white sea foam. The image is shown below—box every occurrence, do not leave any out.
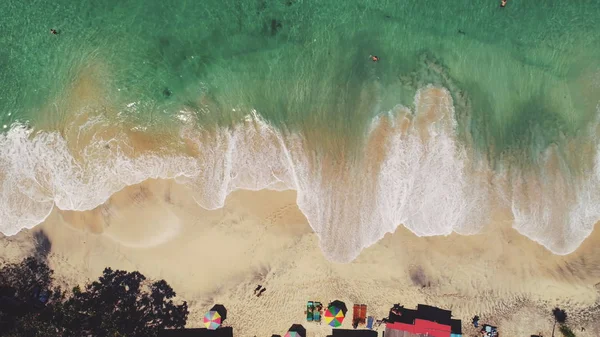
[0,86,598,262]
[509,105,600,254]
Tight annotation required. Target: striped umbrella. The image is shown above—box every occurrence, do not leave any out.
[324,305,345,327]
[203,310,222,330]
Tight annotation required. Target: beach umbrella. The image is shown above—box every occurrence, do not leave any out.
[285,324,306,337]
[324,305,346,327]
[329,300,348,316]
[210,304,228,322]
[203,311,222,330]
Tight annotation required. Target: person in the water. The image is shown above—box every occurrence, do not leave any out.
[370,55,379,62]
[500,0,507,7]
[50,29,58,35]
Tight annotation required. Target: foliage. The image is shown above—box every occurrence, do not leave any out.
[0,256,54,297]
[1,258,188,337]
[559,325,576,337]
[61,268,188,337]
[551,307,568,337]
[0,256,64,336]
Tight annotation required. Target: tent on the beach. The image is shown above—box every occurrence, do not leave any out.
[385,304,462,337]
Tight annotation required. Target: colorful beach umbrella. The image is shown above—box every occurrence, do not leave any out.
[203,311,222,330]
[286,324,306,337]
[324,305,345,327]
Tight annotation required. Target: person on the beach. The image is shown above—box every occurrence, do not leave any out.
[500,0,507,8]
[257,287,266,297]
[50,29,58,35]
[370,55,379,62]
[254,285,262,295]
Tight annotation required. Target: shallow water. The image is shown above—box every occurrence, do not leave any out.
[1,0,600,261]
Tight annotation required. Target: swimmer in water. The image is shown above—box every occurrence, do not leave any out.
[500,0,507,8]
[369,55,379,62]
[50,29,58,35]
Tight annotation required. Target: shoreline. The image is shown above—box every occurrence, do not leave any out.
[2,86,599,262]
[1,179,600,336]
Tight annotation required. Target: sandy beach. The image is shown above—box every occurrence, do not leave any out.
[1,178,599,336]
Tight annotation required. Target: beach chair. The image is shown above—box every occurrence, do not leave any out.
[366,316,374,329]
[359,304,367,324]
[313,308,321,323]
[352,304,360,326]
[313,302,322,323]
[306,301,314,322]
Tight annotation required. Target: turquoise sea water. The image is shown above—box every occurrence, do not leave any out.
[1,0,600,261]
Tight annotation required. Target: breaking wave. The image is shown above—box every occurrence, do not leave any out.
[1,86,599,262]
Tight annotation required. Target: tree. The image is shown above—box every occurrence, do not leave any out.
[552,307,567,337]
[1,257,188,337]
[559,325,576,337]
[61,268,189,337]
[0,256,64,336]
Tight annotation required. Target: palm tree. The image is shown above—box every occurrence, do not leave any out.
[551,307,567,337]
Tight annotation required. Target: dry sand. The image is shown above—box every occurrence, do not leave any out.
[1,178,600,337]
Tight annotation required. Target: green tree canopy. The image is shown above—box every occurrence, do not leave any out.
[559,325,576,337]
[1,258,188,337]
[60,268,188,337]
[0,256,64,336]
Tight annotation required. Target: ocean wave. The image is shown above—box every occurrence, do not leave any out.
[0,86,598,262]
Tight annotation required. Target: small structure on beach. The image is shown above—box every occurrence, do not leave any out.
[385,304,462,337]
[326,328,378,337]
[158,327,233,337]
